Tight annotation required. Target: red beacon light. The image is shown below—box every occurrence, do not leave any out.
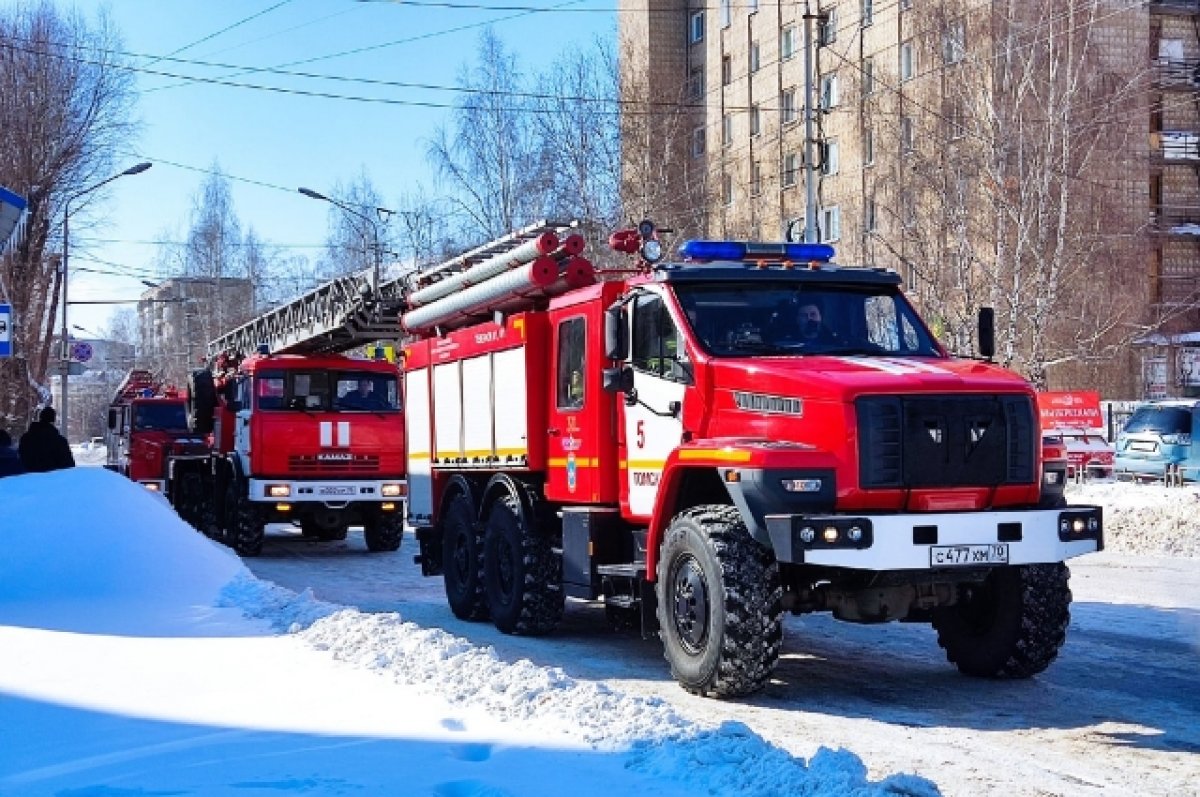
[679,240,836,265]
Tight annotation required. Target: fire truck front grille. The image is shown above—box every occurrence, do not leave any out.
[856,395,1036,489]
[289,454,380,473]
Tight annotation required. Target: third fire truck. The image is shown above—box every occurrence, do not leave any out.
[401,221,1097,697]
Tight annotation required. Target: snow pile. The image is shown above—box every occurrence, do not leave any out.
[0,469,936,795]
[1067,481,1200,558]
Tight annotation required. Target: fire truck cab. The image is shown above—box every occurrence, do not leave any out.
[105,370,206,494]
[406,230,1101,698]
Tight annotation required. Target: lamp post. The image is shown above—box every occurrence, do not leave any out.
[297,187,393,305]
[61,161,152,441]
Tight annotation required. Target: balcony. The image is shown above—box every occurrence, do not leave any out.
[1152,131,1200,162]
[1150,206,1200,236]
[1150,0,1200,16]
[1154,58,1200,89]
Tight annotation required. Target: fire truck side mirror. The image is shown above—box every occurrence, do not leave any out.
[602,366,634,395]
[977,307,995,360]
[107,408,118,430]
[604,306,628,361]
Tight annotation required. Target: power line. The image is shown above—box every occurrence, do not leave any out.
[140,0,297,68]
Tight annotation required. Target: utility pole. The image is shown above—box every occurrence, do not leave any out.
[802,0,820,244]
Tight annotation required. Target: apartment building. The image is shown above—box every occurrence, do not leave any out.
[621,0,1199,398]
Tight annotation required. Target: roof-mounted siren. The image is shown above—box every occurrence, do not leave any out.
[609,219,667,267]
[677,240,836,266]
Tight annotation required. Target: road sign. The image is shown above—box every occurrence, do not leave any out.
[70,340,93,363]
[0,303,11,358]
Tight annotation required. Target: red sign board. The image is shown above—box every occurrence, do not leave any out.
[1036,391,1104,430]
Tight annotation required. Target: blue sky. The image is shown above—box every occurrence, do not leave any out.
[10,0,614,333]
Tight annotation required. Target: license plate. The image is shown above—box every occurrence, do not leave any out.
[318,486,357,496]
[930,544,1009,567]
[1129,441,1156,452]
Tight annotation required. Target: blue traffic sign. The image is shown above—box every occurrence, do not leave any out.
[0,303,11,358]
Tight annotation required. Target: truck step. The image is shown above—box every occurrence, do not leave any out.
[596,563,645,580]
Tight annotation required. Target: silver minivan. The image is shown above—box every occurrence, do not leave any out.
[1114,399,1200,481]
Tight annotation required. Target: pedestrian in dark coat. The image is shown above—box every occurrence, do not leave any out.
[0,429,23,477]
[19,407,75,473]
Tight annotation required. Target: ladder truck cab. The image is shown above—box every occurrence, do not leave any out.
[162,262,413,558]
[406,222,1099,698]
[105,369,207,494]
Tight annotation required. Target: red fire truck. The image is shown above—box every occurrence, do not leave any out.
[166,348,407,556]
[105,369,208,493]
[403,222,1098,697]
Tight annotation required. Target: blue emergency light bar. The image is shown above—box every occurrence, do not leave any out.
[678,240,836,263]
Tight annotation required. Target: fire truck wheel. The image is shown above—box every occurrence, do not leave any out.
[364,512,403,552]
[931,562,1071,678]
[188,369,216,434]
[656,504,783,698]
[482,491,563,636]
[223,481,265,557]
[442,491,489,621]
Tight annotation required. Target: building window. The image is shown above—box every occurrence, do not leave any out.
[944,20,965,64]
[782,26,797,60]
[751,161,762,196]
[722,113,733,146]
[720,0,731,28]
[821,206,841,242]
[864,127,875,165]
[862,0,873,26]
[862,57,874,96]
[900,41,916,81]
[864,198,877,232]
[821,73,839,109]
[722,173,734,205]
[782,153,799,187]
[782,88,797,124]
[750,41,761,73]
[821,139,839,175]
[900,0,912,10]
[690,11,705,43]
[818,8,837,46]
[689,66,704,100]
[751,104,761,136]
[901,115,914,152]
[947,99,966,140]
[722,55,732,86]
[692,126,706,157]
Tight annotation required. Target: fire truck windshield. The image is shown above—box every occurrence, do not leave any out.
[673,282,942,358]
[133,402,189,431]
[254,370,400,413]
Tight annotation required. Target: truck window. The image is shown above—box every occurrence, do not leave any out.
[257,375,286,410]
[632,293,689,382]
[133,402,188,431]
[556,316,586,410]
[334,372,400,412]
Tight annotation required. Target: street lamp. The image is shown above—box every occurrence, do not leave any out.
[61,161,152,441]
[297,187,393,304]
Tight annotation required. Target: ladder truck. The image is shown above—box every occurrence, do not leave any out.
[166,267,410,556]
[403,220,1096,698]
[105,369,208,494]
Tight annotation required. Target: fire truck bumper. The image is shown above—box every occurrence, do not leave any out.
[247,478,408,504]
[763,505,1103,570]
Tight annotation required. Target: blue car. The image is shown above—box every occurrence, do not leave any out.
[1114,400,1200,481]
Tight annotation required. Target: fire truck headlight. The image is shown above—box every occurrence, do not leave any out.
[781,478,822,493]
[381,483,406,497]
[641,239,663,263]
[381,502,397,511]
[822,526,840,543]
[142,482,160,492]
[267,484,291,498]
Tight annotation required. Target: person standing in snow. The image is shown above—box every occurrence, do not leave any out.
[19,407,75,473]
[0,428,23,477]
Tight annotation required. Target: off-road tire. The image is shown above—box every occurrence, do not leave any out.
[442,491,489,621]
[189,369,216,434]
[656,504,783,698]
[931,563,1072,678]
[224,481,265,557]
[482,489,563,635]
[364,512,404,552]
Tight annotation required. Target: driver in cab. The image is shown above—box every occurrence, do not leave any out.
[339,378,387,410]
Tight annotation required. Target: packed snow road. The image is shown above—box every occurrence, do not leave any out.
[244,510,1200,797]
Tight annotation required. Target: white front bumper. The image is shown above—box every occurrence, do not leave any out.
[247,478,407,504]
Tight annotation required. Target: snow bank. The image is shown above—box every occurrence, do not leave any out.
[1067,481,1200,558]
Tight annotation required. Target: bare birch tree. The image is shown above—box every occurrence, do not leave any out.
[0,1,136,428]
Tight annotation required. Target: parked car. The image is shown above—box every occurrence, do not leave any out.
[1044,427,1115,480]
[1114,399,1200,481]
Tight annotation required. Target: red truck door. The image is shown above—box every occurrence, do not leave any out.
[545,312,601,502]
